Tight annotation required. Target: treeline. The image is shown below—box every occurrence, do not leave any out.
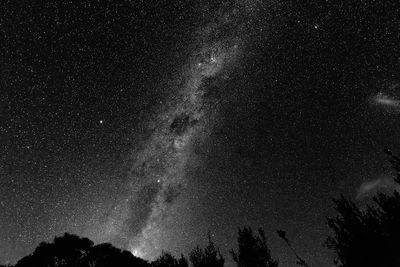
[0,227,277,267]
[2,149,400,267]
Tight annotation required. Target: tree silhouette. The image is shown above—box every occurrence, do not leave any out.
[11,149,400,267]
[189,234,225,267]
[326,150,400,267]
[230,227,278,267]
[85,243,148,267]
[176,255,189,267]
[13,233,148,267]
[152,251,188,267]
[15,233,94,267]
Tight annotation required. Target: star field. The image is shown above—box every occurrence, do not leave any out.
[1,1,400,266]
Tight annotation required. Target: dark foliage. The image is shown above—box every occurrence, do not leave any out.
[15,233,93,267]
[152,251,188,267]
[189,234,225,267]
[13,233,148,267]
[7,150,400,267]
[85,243,148,267]
[326,150,400,267]
[231,227,278,267]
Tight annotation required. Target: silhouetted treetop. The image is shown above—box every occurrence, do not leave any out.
[190,234,225,267]
[14,233,148,267]
[152,251,188,267]
[326,150,400,267]
[15,233,93,267]
[231,227,278,267]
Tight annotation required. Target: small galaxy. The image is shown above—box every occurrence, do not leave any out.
[371,85,400,113]
[1,1,400,266]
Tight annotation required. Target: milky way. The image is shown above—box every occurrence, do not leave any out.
[99,1,261,259]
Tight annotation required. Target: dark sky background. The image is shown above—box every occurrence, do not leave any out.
[1,0,400,266]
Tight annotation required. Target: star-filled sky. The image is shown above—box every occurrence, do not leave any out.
[1,0,400,266]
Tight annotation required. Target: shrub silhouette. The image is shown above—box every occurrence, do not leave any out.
[231,227,278,267]
[189,234,225,267]
[326,150,400,267]
[151,251,188,267]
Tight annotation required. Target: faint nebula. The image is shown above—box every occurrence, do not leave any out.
[371,92,400,112]
[356,175,400,199]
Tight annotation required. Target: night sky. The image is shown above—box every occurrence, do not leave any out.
[1,0,400,266]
